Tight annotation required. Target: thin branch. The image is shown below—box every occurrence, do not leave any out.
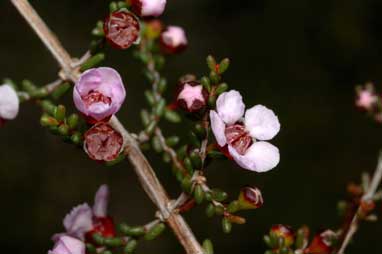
[337,152,382,254]
[10,1,204,253]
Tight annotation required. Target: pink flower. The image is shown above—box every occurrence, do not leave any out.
[84,123,124,162]
[160,26,188,54]
[48,235,85,254]
[176,81,208,112]
[0,84,19,120]
[53,185,115,242]
[73,67,126,122]
[356,86,377,110]
[210,90,280,172]
[132,0,167,17]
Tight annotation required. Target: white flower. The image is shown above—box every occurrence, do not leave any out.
[210,90,280,172]
[0,84,19,120]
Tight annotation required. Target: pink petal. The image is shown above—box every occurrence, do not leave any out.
[49,235,85,254]
[216,90,245,125]
[210,110,227,146]
[228,141,280,172]
[161,26,188,47]
[244,105,280,140]
[93,185,109,218]
[63,203,93,239]
[140,0,167,17]
[0,84,19,120]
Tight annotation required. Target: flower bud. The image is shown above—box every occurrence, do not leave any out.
[160,26,188,54]
[270,225,294,247]
[104,10,140,50]
[85,217,116,245]
[144,19,163,39]
[73,67,126,122]
[131,0,167,17]
[84,123,124,162]
[355,83,378,110]
[0,84,19,121]
[176,81,208,113]
[238,186,264,210]
[304,230,336,254]
[48,235,85,254]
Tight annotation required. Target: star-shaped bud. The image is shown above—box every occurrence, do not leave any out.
[176,81,208,113]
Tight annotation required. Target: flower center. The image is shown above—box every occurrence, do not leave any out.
[224,124,253,155]
[82,91,112,107]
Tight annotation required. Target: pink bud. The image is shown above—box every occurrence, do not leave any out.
[48,235,85,254]
[160,26,188,54]
[0,84,19,121]
[84,123,124,162]
[176,81,208,112]
[132,0,167,17]
[238,186,264,210]
[356,88,377,110]
[73,67,126,122]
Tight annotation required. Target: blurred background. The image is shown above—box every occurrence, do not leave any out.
[1,0,382,253]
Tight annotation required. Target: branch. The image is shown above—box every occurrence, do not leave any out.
[337,152,382,254]
[10,1,204,253]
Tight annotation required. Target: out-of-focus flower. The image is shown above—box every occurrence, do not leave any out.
[210,90,280,172]
[73,67,126,122]
[356,84,378,110]
[53,185,115,242]
[0,84,19,121]
[176,81,208,113]
[84,123,124,162]
[270,224,295,247]
[144,19,163,39]
[104,10,140,50]
[131,0,167,17]
[48,235,85,254]
[160,26,188,54]
[304,230,336,254]
[238,186,263,210]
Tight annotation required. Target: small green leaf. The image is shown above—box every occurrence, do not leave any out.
[222,218,232,234]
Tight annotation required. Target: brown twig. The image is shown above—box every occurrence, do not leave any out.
[337,152,382,254]
[10,1,204,253]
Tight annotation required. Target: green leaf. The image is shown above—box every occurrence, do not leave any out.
[206,55,217,71]
[164,110,181,123]
[203,239,214,254]
[218,58,230,74]
[80,53,105,72]
[144,223,166,240]
[222,218,232,234]
[194,185,205,204]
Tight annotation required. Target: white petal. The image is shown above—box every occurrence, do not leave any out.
[63,203,93,239]
[216,90,245,125]
[228,141,280,172]
[93,185,109,218]
[244,105,280,140]
[210,110,227,146]
[0,84,19,120]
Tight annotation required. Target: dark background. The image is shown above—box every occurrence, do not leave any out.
[1,0,382,253]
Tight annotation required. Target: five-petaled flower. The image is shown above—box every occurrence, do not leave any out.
[73,67,126,122]
[176,81,208,112]
[160,26,188,54]
[131,0,167,17]
[53,185,116,243]
[0,84,19,122]
[356,83,378,110]
[104,10,140,50]
[210,90,280,172]
[48,235,85,254]
[84,123,124,162]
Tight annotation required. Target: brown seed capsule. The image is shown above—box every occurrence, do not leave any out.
[84,123,123,162]
[104,10,140,50]
[238,186,264,210]
[176,81,208,113]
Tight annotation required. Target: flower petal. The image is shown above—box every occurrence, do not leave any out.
[216,90,245,125]
[63,203,93,239]
[228,141,280,172]
[244,105,280,140]
[0,84,19,120]
[210,110,227,146]
[49,235,85,254]
[93,185,109,218]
